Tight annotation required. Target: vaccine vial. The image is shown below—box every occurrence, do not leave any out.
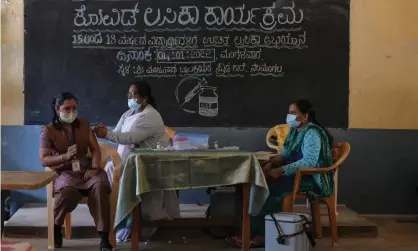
[198,87,218,117]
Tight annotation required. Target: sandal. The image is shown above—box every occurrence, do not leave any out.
[225,236,243,248]
[225,236,265,248]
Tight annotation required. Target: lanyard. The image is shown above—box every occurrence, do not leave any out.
[63,124,76,145]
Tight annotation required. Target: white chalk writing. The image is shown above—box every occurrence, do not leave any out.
[72,1,304,31]
[250,63,284,77]
[156,49,215,64]
[71,2,307,79]
[74,4,140,27]
[220,48,262,60]
[144,6,199,27]
[116,49,152,63]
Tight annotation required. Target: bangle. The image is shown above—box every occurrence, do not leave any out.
[60,154,65,163]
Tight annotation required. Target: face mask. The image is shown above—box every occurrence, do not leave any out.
[59,111,77,124]
[128,99,141,110]
[286,114,301,128]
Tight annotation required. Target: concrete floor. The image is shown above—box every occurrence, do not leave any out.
[4,216,418,251]
[3,204,418,250]
[4,204,378,238]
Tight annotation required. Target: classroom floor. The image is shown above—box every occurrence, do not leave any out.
[3,204,418,251]
[4,220,418,251]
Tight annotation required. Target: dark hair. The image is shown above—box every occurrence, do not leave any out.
[51,92,78,129]
[131,80,156,108]
[293,99,333,147]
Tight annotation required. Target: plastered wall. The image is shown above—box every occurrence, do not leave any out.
[2,0,418,129]
[349,0,418,129]
[1,0,24,125]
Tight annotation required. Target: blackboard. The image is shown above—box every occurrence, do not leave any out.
[24,0,350,127]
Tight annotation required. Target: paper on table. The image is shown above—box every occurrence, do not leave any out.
[255,151,279,161]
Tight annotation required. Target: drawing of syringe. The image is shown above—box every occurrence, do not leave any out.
[180,78,208,107]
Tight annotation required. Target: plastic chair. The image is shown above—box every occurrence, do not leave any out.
[46,142,122,249]
[281,142,350,247]
[165,126,180,198]
[266,124,290,152]
[164,126,176,143]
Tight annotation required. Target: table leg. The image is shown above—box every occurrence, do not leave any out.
[241,183,250,251]
[131,204,141,251]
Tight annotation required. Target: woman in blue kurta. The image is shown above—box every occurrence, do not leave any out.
[226,99,334,248]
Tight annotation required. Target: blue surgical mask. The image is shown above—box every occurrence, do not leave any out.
[286,114,301,128]
[128,99,141,110]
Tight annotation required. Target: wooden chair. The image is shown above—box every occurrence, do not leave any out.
[281,142,350,247]
[46,142,122,249]
[266,124,290,152]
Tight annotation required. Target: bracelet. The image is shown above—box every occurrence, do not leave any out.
[91,165,99,169]
[60,154,65,163]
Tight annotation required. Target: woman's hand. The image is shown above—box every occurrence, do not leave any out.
[64,145,77,161]
[84,169,98,180]
[268,167,284,180]
[93,123,108,138]
[262,162,273,176]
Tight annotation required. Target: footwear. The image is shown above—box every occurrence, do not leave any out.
[54,235,63,249]
[100,241,113,251]
[224,236,265,248]
[54,225,63,248]
[98,231,113,251]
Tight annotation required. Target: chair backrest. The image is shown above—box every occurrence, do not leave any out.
[330,142,350,170]
[266,124,290,151]
[164,126,176,142]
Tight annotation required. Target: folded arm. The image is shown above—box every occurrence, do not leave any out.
[282,129,321,176]
[39,128,68,170]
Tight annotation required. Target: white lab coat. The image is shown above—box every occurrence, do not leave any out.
[104,105,180,240]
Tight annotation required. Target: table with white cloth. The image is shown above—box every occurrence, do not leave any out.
[114,150,271,251]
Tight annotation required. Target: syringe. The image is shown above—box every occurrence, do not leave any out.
[180,78,208,107]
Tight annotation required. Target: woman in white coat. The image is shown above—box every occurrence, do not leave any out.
[94,81,180,242]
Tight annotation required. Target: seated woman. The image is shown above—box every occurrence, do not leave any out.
[94,81,180,242]
[39,92,113,251]
[226,99,334,248]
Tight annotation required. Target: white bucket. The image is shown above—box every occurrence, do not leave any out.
[265,213,314,251]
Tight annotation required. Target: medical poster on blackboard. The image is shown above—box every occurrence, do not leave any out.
[24,0,349,127]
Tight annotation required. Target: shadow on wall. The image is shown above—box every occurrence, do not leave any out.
[2,125,418,215]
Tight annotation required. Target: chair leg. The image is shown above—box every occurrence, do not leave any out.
[334,169,339,216]
[46,182,54,249]
[311,200,322,239]
[282,195,294,212]
[64,214,72,240]
[324,195,338,247]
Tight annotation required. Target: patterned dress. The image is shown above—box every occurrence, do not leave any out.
[251,123,333,237]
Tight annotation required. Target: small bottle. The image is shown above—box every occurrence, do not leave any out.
[214,141,219,149]
[156,142,161,150]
